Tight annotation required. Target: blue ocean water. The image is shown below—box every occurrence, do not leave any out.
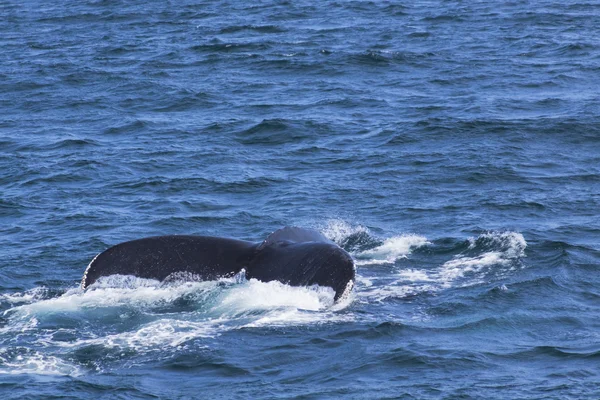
[1,0,600,398]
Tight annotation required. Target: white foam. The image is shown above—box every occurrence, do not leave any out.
[470,231,527,257]
[242,307,354,328]
[1,273,352,358]
[353,231,526,300]
[352,273,426,302]
[439,252,504,284]
[444,251,506,269]
[8,278,218,316]
[357,234,430,264]
[69,279,344,350]
[233,280,353,327]
[0,351,82,376]
[396,268,433,281]
[99,319,218,350]
[213,278,335,315]
[357,280,436,303]
[438,232,526,286]
[0,287,48,304]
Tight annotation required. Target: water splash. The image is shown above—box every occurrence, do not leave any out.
[438,231,527,286]
[321,219,370,245]
[355,234,430,265]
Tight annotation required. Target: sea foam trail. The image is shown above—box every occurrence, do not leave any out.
[353,230,527,302]
[438,231,527,286]
[321,219,430,265]
[5,276,338,320]
[355,234,430,265]
[0,273,347,364]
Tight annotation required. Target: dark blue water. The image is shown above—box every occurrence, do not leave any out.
[2,0,600,398]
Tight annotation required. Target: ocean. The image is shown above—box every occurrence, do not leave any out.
[1,0,599,398]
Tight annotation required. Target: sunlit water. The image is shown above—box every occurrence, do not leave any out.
[1,0,599,398]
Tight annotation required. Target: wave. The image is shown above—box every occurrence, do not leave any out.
[349,50,436,66]
[322,221,527,301]
[438,232,526,286]
[322,219,429,263]
[235,118,318,145]
[218,24,285,34]
[47,138,101,150]
[493,345,600,360]
[189,41,272,54]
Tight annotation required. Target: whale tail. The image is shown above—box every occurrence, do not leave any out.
[81,227,355,302]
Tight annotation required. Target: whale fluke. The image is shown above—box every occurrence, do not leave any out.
[82,227,355,301]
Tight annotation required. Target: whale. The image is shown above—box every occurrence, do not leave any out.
[81,227,355,301]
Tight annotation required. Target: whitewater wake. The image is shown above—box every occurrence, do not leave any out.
[0,220,527,376]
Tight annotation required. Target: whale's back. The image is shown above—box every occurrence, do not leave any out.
[259,226,332,248]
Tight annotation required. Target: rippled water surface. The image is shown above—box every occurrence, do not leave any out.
[1,0,600,398]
